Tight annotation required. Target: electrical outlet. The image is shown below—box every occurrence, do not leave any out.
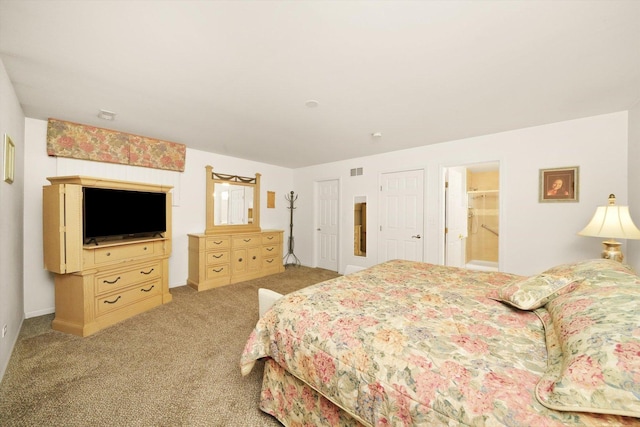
[2,324,7,338]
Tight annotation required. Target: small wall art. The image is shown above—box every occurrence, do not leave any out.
[539,166,579,202]
[4,133,15,184]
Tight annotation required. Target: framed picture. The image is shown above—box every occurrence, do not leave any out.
[4,133,15,184]
[539,166,579,202]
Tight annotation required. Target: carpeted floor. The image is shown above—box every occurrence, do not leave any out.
[0,266,340,427]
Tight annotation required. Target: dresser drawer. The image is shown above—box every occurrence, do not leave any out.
[96,279,161,316]
[262,233,280,245]
[206,250,229,265]
[262,257,280,269]
[206,264,230,280]
[262,245,279,257]
[94,242,155,264]
[206,237,230,250]
[95,261,161,295]
[232,234,261,248]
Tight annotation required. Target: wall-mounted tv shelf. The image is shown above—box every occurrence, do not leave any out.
[42,176,173,337]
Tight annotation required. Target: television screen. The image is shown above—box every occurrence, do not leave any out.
[83,187,166,243]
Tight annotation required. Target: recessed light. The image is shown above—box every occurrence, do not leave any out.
[305,100,319,108]
[371,132,382,138]
[97,109,116,121]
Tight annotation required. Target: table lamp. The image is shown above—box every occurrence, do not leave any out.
[577,194,640,262]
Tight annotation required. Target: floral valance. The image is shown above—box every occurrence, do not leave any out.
[46,118,186,172]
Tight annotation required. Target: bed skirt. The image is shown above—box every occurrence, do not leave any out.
[260,359,367,427]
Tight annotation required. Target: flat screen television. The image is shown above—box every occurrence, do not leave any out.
[83,187,167,244]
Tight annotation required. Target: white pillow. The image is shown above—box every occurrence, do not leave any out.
[258,288,283,318]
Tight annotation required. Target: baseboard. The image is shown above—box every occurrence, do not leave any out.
[25,307,55,319]
[344,265,366,275]
[0,316,24,384]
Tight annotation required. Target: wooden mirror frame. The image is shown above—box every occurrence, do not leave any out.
[205,165,261,234]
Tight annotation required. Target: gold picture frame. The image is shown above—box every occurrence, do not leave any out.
[267,191,276,208]
[539,166,579,202]
[4,134,15,184]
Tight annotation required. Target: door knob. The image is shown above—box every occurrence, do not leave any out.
[411,234,421,239]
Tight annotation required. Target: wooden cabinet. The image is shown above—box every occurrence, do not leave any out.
[189,166,283,291]
[187,230,284,291]
[42,176,173,337]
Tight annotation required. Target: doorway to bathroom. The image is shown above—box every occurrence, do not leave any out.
[444,162,500,271]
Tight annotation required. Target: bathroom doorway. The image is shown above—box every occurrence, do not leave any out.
[444,162,500,271]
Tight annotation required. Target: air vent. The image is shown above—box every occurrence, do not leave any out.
[97,109,117,121]
[350,167,364,176]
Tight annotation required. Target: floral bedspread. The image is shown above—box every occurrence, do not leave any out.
[240,260,630,426]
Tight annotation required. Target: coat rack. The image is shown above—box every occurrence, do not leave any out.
[283,191,301,267]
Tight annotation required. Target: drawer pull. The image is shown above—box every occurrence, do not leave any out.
[144,246,148,251]
[212,254,223,259]
[141,285,155,293]
[266,259,274,263]
[212,267,224,273]
[252,256,257,260]
[267,236,274,240]
[103,276,121,284]
[104,296,122,305]
[266,247,274,252]
[238,258,243,262]
[213,240,223,245]
[243,238,252,242]
[140,268,155,275]
[106,252,111,257]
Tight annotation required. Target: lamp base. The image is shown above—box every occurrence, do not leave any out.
[601,240,623,262]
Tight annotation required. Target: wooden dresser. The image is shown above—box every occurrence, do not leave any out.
[43,176,173,337]
[187,230,284,291]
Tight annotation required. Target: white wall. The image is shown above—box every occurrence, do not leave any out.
[22,118,293,317]
[293,111,631,276]
[0,59,25,380]
[627,101,640,266]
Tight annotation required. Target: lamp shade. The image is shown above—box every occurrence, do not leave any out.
[578,194,640,239]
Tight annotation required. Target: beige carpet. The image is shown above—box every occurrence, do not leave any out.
[0,266,340,427]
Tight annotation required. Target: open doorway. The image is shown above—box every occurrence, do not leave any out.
[444,162,500,271]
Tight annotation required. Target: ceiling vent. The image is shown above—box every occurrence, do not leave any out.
[350,167,364,177]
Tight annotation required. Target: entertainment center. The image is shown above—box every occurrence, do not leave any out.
[43,176,173,337]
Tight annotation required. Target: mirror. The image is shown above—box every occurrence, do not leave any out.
[213,183,254,225]
[354,196,367,256]
[205,165,261,234]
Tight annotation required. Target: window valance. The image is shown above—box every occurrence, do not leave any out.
[46,118,186,172]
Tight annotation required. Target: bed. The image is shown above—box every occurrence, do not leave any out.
[240,259,640,426]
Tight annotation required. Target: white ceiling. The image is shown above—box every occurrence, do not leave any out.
[1,1,639,168]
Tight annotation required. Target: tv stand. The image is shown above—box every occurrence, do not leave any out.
[43,176,173,337]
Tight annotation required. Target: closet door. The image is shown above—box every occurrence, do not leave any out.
[316,179,339,271]
[378,169,424,263]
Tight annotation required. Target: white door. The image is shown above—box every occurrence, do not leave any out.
[378,169,424,262]
[229,188,245,224]
[317,179,339,271]
[445,167,468,267]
